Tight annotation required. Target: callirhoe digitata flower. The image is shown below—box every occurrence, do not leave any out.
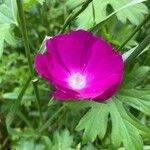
[35,30,123,102]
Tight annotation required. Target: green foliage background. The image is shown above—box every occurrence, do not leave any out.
[0,0,150,149]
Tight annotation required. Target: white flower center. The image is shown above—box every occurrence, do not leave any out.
[68,73,86,89]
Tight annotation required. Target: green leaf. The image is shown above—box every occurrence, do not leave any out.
[82,143,96,150]
[119,146,150,150]
[117,66,150,117]
[0,24,7,57]
[118,89,150,115]
[14,139,45,150]
[41,136,53,150]
[76,66,150,149]
[102,17,138,49]
[0,0,18,57]
[109,99,147,150]
[67,0,148,29]
[51,129,73,150]
[121,66,150,88]
[76,103,109,142]
[76,98,150,149]
[0,0,17,24]
[23,0,45,9]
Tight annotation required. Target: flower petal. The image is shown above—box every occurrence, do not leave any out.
[35,54,69,89]
[94,83,119,102]
[85,53,123,83]
[46,30,95,73]
[78,74,121,99]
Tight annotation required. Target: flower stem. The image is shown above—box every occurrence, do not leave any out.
[59,0,93,33]
[16,0,44,124]
[124,33,150,66]
[118,13,150,50]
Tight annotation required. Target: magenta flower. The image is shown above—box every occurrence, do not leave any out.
[35,30,123,102]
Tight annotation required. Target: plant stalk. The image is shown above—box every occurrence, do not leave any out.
[6,76,31,134]
[124,33,150,66]
[39,105,64,133]
[59,0,93,33]
[16,0,44,124]
[118,13,150,50]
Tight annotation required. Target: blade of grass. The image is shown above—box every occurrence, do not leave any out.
[6,76,31,134]
[39,105,64,133]
[118,13,150,50]
[124,33,150,66]
[17,111,33,129]
[16,0,44,124]
[89,0,148,32]
[59,0,93,33]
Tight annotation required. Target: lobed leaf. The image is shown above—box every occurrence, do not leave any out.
[0,0,18,57]
[67,0,148,29]
[109,98,149,150]
[51,129,73,150]
[76,103,109,142]
[76,66,150,149]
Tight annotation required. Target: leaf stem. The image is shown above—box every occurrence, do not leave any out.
[59,0,93,33]
[118,13,150,50]
[124,33,150,66]
[16,0,44,124]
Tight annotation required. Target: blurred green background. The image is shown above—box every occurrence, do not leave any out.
[0,0,150,149]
